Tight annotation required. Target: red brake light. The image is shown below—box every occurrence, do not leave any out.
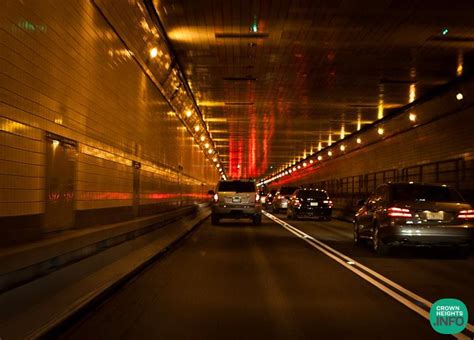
[323,199,333,207]
[387,207,412,218]
[457,210,474,219]
[213,193,219,202]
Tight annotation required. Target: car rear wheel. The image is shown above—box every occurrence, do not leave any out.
[372,224,390,255]
[211,214,220,225]
[253,214,262,225]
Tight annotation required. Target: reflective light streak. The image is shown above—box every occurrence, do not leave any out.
[409,84,416,103]
[81,145,131,166]
[378,98,384,119]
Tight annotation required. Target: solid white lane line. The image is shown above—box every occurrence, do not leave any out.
[263,211,472,339]
[274,215,434,307]
[287,218,474,334]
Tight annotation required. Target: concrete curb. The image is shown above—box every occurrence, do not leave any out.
[0,208,210,340]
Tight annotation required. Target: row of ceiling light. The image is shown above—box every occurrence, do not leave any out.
[184,108,227,180]
[148,47,226,180]
[260,91,465,186]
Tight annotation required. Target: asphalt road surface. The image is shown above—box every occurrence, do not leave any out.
[59,212,474,339]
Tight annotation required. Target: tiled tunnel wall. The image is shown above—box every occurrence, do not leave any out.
[0,0,218,244]
[270,79,474,218]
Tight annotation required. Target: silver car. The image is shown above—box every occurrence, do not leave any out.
[354,183,474,255]
[209,179,262,225]
[271,186,300,212]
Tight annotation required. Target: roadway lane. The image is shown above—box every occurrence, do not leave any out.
[61,216,443,339]
[273,212,474,326]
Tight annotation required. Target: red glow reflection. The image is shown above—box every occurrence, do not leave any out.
[78,192,208,201]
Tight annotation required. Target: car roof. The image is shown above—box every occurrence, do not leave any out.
[218,179,255,183]
[296,188,328,193]
[385,182,452,188]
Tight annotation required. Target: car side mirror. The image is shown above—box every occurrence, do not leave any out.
[357,199,365,207]
[208,190,215,196]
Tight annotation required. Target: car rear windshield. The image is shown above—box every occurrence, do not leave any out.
[218,181,255,192]
[392,184,464,203]
[280,187,299,195]
[298,191,328,199]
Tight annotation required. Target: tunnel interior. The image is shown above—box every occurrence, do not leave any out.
[1,0,473,243]
[1,1,474,338]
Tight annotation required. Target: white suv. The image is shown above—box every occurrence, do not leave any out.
[209,179,262,225]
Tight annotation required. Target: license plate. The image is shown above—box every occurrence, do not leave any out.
[426,211,444,220]
[310,202,319,207]
[232,197,241,203]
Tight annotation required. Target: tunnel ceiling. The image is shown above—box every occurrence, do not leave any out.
[154,0,474,179]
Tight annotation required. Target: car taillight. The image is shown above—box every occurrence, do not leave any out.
[387,207,412,218]
[294,199,301,206]
[256,193,260,202]
[278,195,284,199]
[213,193,219,202]
[323,200,333,207]
[457,210,474,219]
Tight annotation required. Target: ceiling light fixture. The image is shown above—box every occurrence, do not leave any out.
[149,47,158,58]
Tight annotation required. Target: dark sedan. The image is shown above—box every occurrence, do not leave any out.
[287,188,333,220]
[354,182,474,255]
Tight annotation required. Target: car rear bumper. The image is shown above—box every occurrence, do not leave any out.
[380,224,474,246]
[294,207,332,218]
[212,204,261,218]
[274,199,289,209]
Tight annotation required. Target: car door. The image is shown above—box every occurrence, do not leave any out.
[359,190,381,236]
[375,185,390,225]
